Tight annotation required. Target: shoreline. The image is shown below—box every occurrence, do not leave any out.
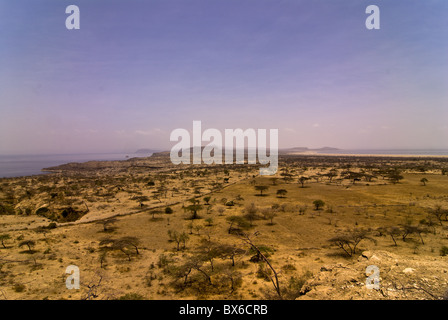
[1,152,448,179]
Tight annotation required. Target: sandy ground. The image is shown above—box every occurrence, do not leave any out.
[0,154,447,300]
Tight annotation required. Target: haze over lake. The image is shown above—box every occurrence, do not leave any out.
[0,153,152,178]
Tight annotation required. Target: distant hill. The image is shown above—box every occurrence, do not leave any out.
[279,147,340,154]
[313,147,340,151]
[135,148,160,154]
[152,146,340,157]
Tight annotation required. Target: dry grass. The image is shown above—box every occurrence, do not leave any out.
[0,155,447,300]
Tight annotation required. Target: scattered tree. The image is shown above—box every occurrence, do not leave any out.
[276,189,288,198]
[19,240,35,253]
[226,216,251,234]
[313,200,325,211]
[98,218,117,232]
[328,229,373,257]
[203,196,211,205]
[255,185,269,196]
[185,199,203,219]
[298,176,309,188]
[241,233,282,299]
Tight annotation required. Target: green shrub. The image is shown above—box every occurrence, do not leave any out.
[118,293,145,300]
[313,200,325,210]
[0,204,15,215]
[13,283,25,292]
[46,222,57,229]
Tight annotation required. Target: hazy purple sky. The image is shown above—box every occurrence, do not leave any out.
[0,0,447,154]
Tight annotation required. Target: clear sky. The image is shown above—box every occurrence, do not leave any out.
[0,0,447,154]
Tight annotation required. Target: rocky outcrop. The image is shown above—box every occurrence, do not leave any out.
[297,250,448,300]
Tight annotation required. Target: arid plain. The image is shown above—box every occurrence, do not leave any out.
[0,152,448,300]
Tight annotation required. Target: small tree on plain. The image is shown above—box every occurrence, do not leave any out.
[205,218,213,226]
[185,199,203,219]
[203,196,211,205]
[150,210,163,220]
[428,205,447,226]
[98,218,117,232]
[19,240,35,253]
[263,209,277,225]
[241,233,282,299]
[313,200,325,211]
[298,176,309,188]
[328,229,373,257]
[276,189,288,198]
[244,203,259,226]
[226,216,251,234]
[385,226,401,246]
[255,185,269,196]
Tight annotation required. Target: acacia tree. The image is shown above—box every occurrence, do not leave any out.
[217,244,246,267]
[255,185,269,196]
[244,203,259,227]
[19,240,35,253]
[172,257,212,288]
[98,218,117,232]
[328,229,373,257]
[276,189,288,198]
[387,170,404,184]
[226,216,251,234]
[149,210,163,220]
[313,200,325,211]
[386,226,401,246]
[81,271,105,300]
[241,232,282,299]
[428,205,447,226]
[197,239,221,272]
[342,171,364,185]
[222,269,243,294]
[326,169,338,183]
[263,209,277,225]
[420,178,428,186]
[205,217,213,226]
[401,224,428,244]
[298,205,307,215]
[185,199,203,219]
[203,196,211,205]
[168,230,189,251]
[120,236,141,255]
[99,237,140,261]
[298,176,309,188]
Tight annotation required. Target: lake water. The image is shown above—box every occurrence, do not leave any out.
[0,153,152,178]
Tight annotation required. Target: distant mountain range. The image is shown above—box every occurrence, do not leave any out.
[279,147,340,154]
[145,146,339,155]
